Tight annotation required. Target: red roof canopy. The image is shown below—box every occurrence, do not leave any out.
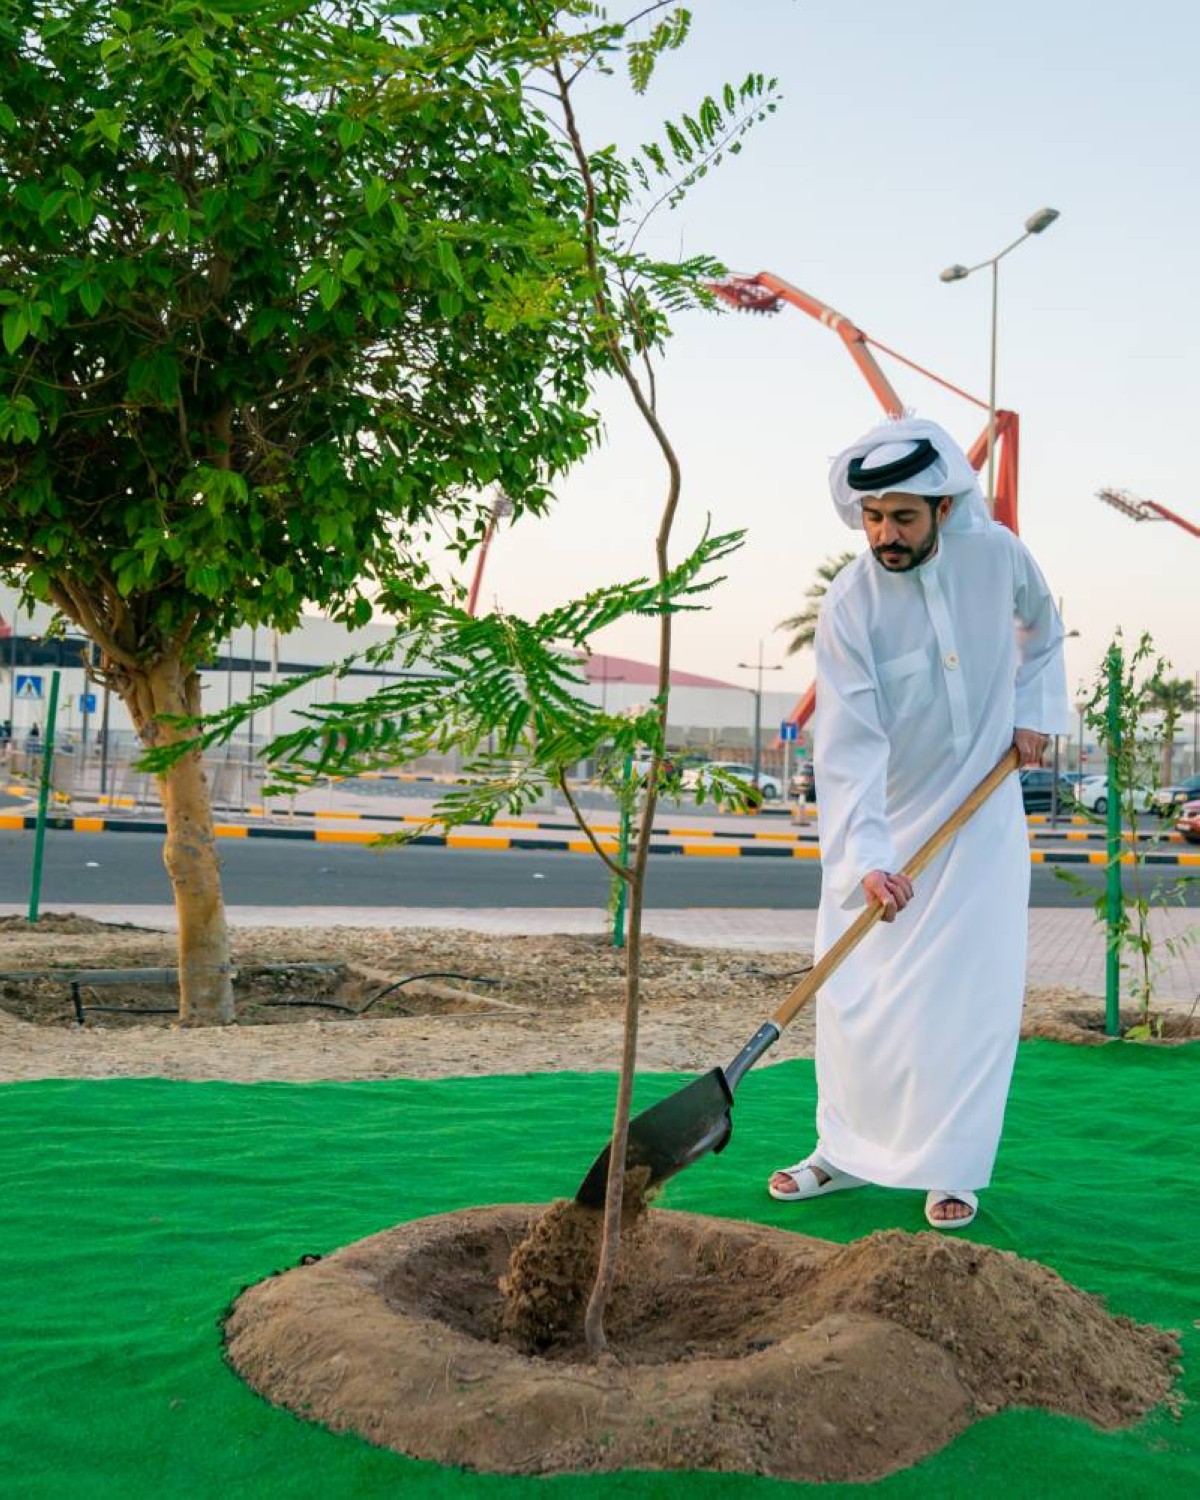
[583,652,739,691]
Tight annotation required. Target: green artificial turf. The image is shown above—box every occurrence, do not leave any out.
[0,1041,1197,1498]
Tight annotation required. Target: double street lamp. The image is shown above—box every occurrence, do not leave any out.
[940,207,1060,509]
[737,641,783,790]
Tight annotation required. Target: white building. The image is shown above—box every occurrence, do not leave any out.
[1,586,804,766]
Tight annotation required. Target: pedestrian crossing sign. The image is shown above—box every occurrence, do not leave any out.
[15,673,43,701]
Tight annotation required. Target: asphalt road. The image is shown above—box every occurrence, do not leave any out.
[4,828,1195,909]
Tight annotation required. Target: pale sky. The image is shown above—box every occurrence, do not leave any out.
[440,0,1198,712]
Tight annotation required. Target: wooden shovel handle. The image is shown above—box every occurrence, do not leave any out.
[771,746,1020,1031]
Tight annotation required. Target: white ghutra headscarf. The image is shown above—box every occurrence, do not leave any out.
[828,417,990,535]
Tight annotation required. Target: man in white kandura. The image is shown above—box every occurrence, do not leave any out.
[768,416,1070,1229]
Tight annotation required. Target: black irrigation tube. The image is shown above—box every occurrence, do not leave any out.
[0,961,342,1024]
[70,986,178,1023]
[739,963,815,981]
[262,971,501,1016]
[4,962,503,1025]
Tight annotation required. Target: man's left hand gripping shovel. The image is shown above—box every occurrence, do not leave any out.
[576,747,1020,1207]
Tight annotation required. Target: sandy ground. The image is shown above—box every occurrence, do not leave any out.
[3,916,1185,1084]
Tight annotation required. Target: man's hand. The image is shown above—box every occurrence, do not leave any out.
[862,869,914,923]
[1013,727,1049,766]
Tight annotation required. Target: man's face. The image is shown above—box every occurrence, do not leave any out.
[862,493,953,571]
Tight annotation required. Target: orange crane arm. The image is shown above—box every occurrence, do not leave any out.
[749,275,907,416]
[710,271,1022,741]
[713,272,1018,528]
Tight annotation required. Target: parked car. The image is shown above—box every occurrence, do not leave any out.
[1073,774,1154,816]
[788,761,816,803]
[1017,767,1078,813]
[1153,773,1200,813]
[681,760,783,801]
[1176,798,1200,845]
[630,749,681,779]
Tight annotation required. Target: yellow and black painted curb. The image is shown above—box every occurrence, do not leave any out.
[47,798,1185,845]
[284,808,1184,844]
[2,809,1197,867]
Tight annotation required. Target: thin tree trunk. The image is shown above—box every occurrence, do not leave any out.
[1160,713,1176,787]
[551,44,683,1359]
[582,870,644,1355]
[122,653,234,1026]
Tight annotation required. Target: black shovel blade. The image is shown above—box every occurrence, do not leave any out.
[575,1067,735,1209]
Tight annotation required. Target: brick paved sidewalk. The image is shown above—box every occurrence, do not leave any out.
[4,903,1196,1005]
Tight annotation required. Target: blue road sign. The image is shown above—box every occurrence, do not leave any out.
[81,692,97,713]
[779,721,798,742]
[15,673,43,701]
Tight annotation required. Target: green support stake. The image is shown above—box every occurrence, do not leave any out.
[611,750,634,949]
[28,668,62,925]
[1104,647,1123,1036]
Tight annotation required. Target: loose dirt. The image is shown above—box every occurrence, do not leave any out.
[224,1205,1181,1483]
[3,920,1193,1083]
[499,1166,654,1355]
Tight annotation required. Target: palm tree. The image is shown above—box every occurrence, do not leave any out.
[777,552,857,655]
[1145,675,1196,784]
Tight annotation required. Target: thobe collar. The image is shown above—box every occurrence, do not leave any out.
[872,537,944,583]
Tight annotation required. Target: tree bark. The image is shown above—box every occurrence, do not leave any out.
[121,653,234,1026]
[1160,714,1176,788]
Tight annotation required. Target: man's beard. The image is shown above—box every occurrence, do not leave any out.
[871,516,940,572]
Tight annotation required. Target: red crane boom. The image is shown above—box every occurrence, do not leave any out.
[710,272,1021,739]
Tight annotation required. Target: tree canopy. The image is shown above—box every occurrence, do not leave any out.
[0,0,604,670]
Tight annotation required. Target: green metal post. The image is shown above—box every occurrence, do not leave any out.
[1105,647,1123,1036]
[611,750,634,949]
[28,669,62,924]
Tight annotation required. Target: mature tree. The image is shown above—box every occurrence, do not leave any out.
[777,550,856,655]
[1145,674,1196,785]
[0,0,607,1021]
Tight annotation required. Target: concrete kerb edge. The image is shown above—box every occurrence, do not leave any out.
[2,811,1198,867]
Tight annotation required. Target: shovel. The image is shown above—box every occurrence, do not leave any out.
[576,746,1020,1207]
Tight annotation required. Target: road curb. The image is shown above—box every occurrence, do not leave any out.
[44,799,1185,845]
[3,811,1197,867]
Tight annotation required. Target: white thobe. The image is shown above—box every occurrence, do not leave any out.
[812,520,1070,1190]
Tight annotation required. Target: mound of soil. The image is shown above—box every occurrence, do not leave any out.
[224,1206,1180,1483]
[1023,1005,1200,1045]
[0,912,154,935]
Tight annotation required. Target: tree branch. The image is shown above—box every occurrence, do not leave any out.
[556,768,632,881]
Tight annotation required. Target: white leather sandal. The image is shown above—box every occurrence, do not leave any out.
[768,1154,865,1202]
[924,1189,979,1230]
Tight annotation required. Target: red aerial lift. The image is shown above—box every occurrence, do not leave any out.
[710,271,1021,737]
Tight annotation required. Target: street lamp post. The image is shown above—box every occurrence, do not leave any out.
[1193,669,1199,776]
[1049,601,1081,825]
[940,207,1060,509]
[595,658,626,714]
[736,641,783,790]
[6,600,17,741]
[466,490,514,617]
[1096,487,1200,538]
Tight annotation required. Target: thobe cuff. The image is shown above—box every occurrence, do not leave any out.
[1014,683,1073,737]
[833,840,900,911]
